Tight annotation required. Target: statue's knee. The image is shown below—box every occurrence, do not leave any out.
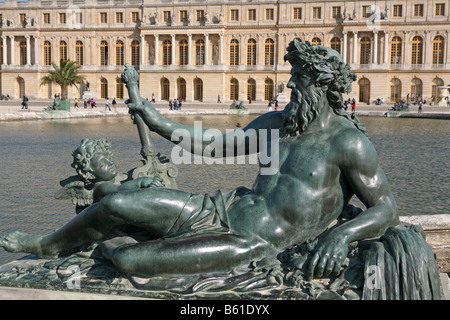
[100,192,127,217]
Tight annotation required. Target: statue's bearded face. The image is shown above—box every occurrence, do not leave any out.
[281,70,324,135]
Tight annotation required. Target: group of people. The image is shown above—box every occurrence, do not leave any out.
[375,97,385,105]
[267,100,279,111]
[169,97,183,110]
[0,94,10,100]
[344,98,356,112]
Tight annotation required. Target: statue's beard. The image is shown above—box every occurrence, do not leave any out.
[282,86,323,136]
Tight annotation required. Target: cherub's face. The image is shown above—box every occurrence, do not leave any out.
[89,153,118,182]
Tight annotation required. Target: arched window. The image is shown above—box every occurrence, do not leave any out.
[264,78,274,101]
[390,36,402,65]
[358,78,370,103]
[432,78,444,102]
[131,40,140,66]
[178,78,186,100]
[161,78,170,100]
[43,40,52,66]
[432,35,445,65]
[163,40,172,65]
[0,40,3,65]
[390,78,401,102]
[20,40,27,65]
[100,40,108,66]
[410,78,422,99]
[247,78,256,101]
[194,78,203,101]
[247,39,256,66]
[196,39,205,65]
[330,37,341,55]
[18,77,25,98]
[311,37,321,46]
[100,78,108,99]
[230,39,239,66]
[264,38,274,65]
[116,78,124,99]
[59,40,67,62]
[116,40,124,66]
[179,39,188,65]
[75,41,83,65]
[411,36,423,65]
[360,36,371,64]
[230,78,239,100]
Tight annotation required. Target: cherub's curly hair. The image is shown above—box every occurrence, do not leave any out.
[71,139,113,183]
[284,40,366,132]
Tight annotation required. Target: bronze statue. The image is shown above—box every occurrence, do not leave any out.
[0,41,442,299]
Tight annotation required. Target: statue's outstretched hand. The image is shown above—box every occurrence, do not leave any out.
[306,234,349,281]
[138,176,164,189]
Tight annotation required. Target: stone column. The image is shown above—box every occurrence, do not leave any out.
[352,32,358,64]
[219,33,224,65]
[373,31,378,64]
[205,34,210,65]
[9,36,15,65]
[154,34,159,65]
[26,35,31,65]
[33,36,39,65]
[384,32,389,64]
[171,34,176,65]
[2,36,7,65]
[141,35,146,65]
[187,34,192,65]
[343,32,348,63]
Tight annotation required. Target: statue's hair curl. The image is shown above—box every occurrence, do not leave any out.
[71,139,113,183]
[284,40,366,132]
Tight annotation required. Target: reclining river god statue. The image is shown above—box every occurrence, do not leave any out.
[0,40,443,299]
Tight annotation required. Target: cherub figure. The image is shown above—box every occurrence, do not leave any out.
[55,138,163,214]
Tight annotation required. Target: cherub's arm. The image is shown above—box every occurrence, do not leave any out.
[93,177,164,202]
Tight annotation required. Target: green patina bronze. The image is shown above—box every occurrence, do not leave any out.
[0,40,443,299]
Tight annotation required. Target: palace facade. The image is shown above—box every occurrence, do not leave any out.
[0,0,449,104]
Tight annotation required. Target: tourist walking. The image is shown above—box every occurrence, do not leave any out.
[151,93,155,103]
[90,98,96,108]
[74,98,79,108]
[112,97,117,111]
[217,95,221,103]
[21,95,29,109]
[351,98,356,112]
[169,99,173,110]
[105,98,111,111]
[275,101,279,111]
[84,98,88,108]
[418,100,423,113]
[173,98,179,110]
[178,98,182,110]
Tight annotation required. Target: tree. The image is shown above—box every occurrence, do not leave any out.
[40,59,85,100]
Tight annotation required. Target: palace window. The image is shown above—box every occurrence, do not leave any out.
[264,78,274,101]
[20,40,27,65]
[43,13,50,24]
[414,4,424,17]
[362,6,370,18]
[390,78,401,102]
[196,39,205,65]
[116,40,124,66]
[247,78,256,101]
[59,13,66,24]
[432,36,445,65]
[100,12,107,24]
[231,9,239,21]
[230,39,239,66]
[435,3,445,16]
[390,36,402,64]
[410,78,422,98]
[293,8,302,20]
[432,78,444,101]
[116,78,124,99]
[179,39,188,65]
[100,78,108,99]
[131,40,140,66]
[330,37,341,54]
[264,39,274,66]
[164,11,170,23]
[265,9,274,21]
[100,40,108,65]
[248,9,256,21]
[59,41,67,62]
[393,5,403,17]
[132,12,139,23]
[163,40,172,65]
[247,39,256,66]
[194,78,203,101]
[358,78,370,103]
[360,36,372,64]
[161,78,170,100]
[311,37,321,46]
[411,36,423,65]
[312,7,321,19]
[19,14,26,25]
[0,41,3,65]
[76,12,82,24]
[230,78,239,100]
[332,7,341,19]
[116,12,123,23]
[43,41,52,65]
[196,10,204,22]
[178,78,186,100]
[75,40,83,65]
[180,10,187,22]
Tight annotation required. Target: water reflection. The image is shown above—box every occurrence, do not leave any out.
[0,115,448,264]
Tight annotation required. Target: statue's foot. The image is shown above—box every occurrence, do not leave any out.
[0,231,42,255]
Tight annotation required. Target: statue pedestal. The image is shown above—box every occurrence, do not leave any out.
[59,100,70,111]
[275,93,288,103]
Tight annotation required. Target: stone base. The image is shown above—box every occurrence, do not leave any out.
[275,93,288,103]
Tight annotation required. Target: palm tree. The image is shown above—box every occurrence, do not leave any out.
[41,59,85,101]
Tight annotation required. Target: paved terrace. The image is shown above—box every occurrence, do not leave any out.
[0,99,449,120]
